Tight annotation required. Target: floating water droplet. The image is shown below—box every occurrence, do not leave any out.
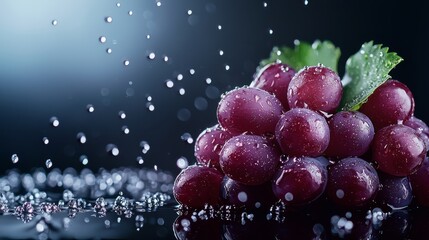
[263,2,268,7]
[116,2,121,7]
[79,155,89,165]
[122,126,130,134]
[146,102,155,111]
[147,95,152,101]
[176,157,189,169]
[156,1,162,7]
[50,117,59,127]
[181,132,193,144]
[148,52,156,60]
[126,88,134,97]
[187,10,193,15]
[177,74,183,81]
[106,144,119,156]
[179,88,186,95]
[51,20,58,26]
[225,65,230,71]
[177,108,191,121]
[140,141,150,154]
[105,16,113,23]
[189,69,195,75]
[43,137,49,145]
[146,34,151,39]
[163,56,169,62]
[217,25,222,30]
[194,97,208,111]
[106,48,112,54]
[123,60,130,66]
[136,156,144,165]
[99,36,107,43]
[77,132,87,144]
[304,0,309,5]
[118,111,126,119]
[154,165,158,171]
[219,50,224,56]
[238,191,248,202]
[128,10,133,16]
[205,78,212,84]
[165,79,174,88]
[11,154,19,164]
[268,29,274,35]
[86,104,95,113]
[45,159,53,169]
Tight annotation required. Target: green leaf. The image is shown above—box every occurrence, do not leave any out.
[340,42,403,111]
[259,40,341,73]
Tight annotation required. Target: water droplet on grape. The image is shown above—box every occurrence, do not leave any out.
[336,189,345,199]
[285,192,294,201]
[11,154,19,164]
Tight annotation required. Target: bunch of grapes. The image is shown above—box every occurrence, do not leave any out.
[173,62,429,210]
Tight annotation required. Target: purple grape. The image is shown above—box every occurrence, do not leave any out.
[326,157,379,207]
[376,172,412,209]
[217,87,284,135]
[219,134,281,186]
[360,80,415,130]
[404,116,429,150]
[275,108,330,157]
[324,111,375,158]
[272,156,327,206]
[372,124,426,177]
[250,63,296,110]
[194,125,233,170]
[173,165,224,208]
[287,65,342,113]
[410,157,429,207]
[221,177,277,208]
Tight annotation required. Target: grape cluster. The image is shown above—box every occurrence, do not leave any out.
[173,62,429,210]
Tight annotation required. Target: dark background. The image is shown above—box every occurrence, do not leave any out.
[0,0,428,175]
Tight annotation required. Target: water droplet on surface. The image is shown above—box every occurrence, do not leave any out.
[148,52,156,60]
[219,50,224,56]
[106,144,119,156]
[116,2,121,7]
[263,2,268,7]
[77,132,87,144]
[304,0,309,5]
[225,65,230,71]
[106,48,112,54]
[189,69,195,75]
[146,34,151,39]
[99,36,107,43]
[176,157,189,169]
[105,16,113,23]
[79,155,89,165]
[205,78,212,84]
[268,29,274,35]
[163,56,169,62]
[51,20,58,26]
[187,10,193,15]
[179,88,186,95]
[45,159,53,169]
[43,137,49,145]
[123,60,130,66]
[11,154,19,164]
[217,25,222,30]
[50,117,59,127]
[128,10,133,16]
[156,1,161,7]
[177,74,183,81]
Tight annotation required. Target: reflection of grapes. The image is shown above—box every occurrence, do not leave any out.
[376,172,412,209]
[410,157,429,207]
